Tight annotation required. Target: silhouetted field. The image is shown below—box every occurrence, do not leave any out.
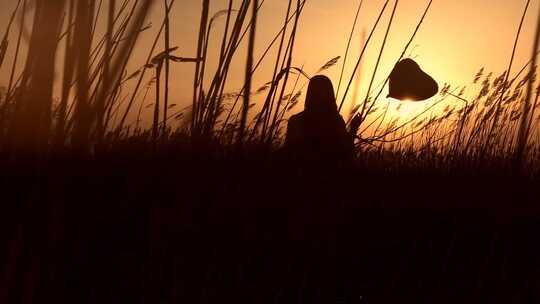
[2,0,540,303]
[1,141,540,303]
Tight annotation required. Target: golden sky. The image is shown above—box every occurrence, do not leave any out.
[0,0,539,126]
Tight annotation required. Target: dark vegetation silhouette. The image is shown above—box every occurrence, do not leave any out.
[1,0,540,303]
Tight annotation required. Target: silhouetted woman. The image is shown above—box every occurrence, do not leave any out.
[285,75,359,165]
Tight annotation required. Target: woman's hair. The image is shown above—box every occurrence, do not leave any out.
[305,75,337,114]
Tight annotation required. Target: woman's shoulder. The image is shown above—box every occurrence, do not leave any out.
[288,112,305,124]
[289,112,305,120]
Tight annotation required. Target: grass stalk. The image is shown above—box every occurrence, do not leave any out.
[515,4,540,169]
[259,0,293,139]
[116,0,172,134]
[0,0,22,70]
[192,0,210,134]
[485,0,531,151]
[358,0,399,124]
[265,0,304,143]
[338,0,391,112]
[237,0,257,147]
[96,0,116,143]
[153,63,162,145]
[162,0,171,135]
[218,1,305,139]
[2,0,25,118]
[336,0,364,102]
[54,0,75,146]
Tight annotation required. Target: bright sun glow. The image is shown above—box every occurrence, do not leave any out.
[392,100,428,119]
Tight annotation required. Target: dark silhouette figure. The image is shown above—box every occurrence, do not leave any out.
[387,58,438,101]
[285,75,359,164]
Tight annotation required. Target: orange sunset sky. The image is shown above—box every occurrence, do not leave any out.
[0,0,539,126]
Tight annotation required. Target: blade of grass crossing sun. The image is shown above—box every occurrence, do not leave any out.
[366,0,434,138]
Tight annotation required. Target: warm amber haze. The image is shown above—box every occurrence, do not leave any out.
[0,0,539,158]
[2,3,540,303]
[0,0,538,123]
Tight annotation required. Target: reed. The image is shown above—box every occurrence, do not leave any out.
[338,0,391,112]
[116,0,174,135]
[162,0,171,135]
[8,0,66,157]
[336,0,363,103]
[485,0,531,152]
[220,0,306,141]
[515,3,540,170]
[0,0,25,137]
[153,54,162,146]
[198,0,255,136]
[258,0,293,140]
[0,0,537,171]
[360,0,434,137]
[71,0,95,151]
[238,0,258,147]
[95,0,115,143]
[192,0,210,134]
[266,0,302,143]
[358,0,399,125]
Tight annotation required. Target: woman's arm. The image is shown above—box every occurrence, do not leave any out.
[285,114,302,148]
[349,113,362,137]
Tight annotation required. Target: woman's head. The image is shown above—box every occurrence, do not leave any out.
[305,75,337,114]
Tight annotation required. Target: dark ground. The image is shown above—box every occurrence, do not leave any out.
[1,141,540,303]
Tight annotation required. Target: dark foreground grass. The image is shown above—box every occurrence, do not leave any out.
[1,140,540,304]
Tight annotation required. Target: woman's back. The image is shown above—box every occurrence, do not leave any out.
[285,76,354,163]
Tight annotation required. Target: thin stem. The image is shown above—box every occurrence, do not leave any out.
[338,0,391,112]
[162,0,171,135]
[237,0,258,147]
[358,0,399,124]
[486,0,531,150]
[336,0,363,101]
[515,2,540,168]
